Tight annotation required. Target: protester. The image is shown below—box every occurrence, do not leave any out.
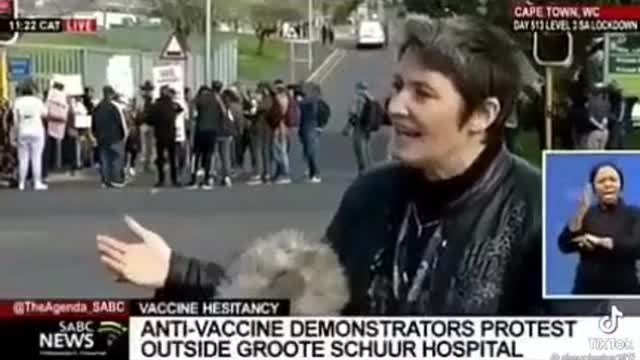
[13,80,48,190]
[558,162,640,295]
[148,86,183,188]
[252,82,274,185]
[172,89,189,183]
[212,81,234,187]
[61,95,80,176]
[298,82,327,183]
[96,16,608,315]
[42,82,69,181]
[123,96,141,178]
[188,87,217,189]
[343,81,375,174]
[91,86,127,188]
[581,84,610,149]
[221,88,245,187]
[241,88,261,182]
[606,82,625,149]
[0,98,16,187]
[83,87,100,168]
[139,81,156,173]
[268,81,292,184]
[381,94,394,161]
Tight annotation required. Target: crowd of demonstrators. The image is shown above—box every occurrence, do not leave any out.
[0,76,337,190]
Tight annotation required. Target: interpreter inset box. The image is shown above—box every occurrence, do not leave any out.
[543,150,640,299]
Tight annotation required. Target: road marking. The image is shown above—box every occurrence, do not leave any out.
[317,50,347,84]
[307,48,341,82]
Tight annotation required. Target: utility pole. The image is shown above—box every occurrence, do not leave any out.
[307,0,313,71]
[205,0,212,85]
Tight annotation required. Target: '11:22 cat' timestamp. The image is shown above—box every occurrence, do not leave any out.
[0,18,63,33]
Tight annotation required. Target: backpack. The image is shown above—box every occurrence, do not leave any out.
[316,99,331,128]
[359,97,384,132]
[285,95,300,128]
[382,97,391,126]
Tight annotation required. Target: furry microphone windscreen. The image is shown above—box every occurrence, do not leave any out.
[216,230,350,316]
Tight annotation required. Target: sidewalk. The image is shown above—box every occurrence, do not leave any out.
[45,168,100,184]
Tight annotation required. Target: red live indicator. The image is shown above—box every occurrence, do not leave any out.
[0,0,13,12]
[63,18,97,33]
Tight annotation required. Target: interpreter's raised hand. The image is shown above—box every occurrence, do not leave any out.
[96,216,172,289]
[570,185,593,232]
[579,184,592,214]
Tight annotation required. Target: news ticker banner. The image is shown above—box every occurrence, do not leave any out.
[512,5,640,32]
[0,300,638,360]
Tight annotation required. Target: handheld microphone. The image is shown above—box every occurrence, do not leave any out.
[216,230,350,315]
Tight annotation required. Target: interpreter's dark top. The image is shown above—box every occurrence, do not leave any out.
[558,201,640,295]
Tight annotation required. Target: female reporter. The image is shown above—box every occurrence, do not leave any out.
[97,16,608,316]
[558,162,640,295]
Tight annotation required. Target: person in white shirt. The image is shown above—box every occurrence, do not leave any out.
[13,82,48,190]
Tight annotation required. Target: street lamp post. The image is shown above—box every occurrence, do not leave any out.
[308,0,313,71]
[205,0,212,85]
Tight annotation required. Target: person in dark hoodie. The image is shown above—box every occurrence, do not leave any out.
[148,85,183,188]
[97,16,607,316]
[91,85,127,188]
[211,81,235,187]
[298,82,327,183]
[188,86,221,189]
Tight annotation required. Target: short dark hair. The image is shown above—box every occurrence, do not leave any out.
[211,81,223,93]
[102,85,115,99]
[398,15,522,147]
[18,79,36,96]
[589,161,624,191]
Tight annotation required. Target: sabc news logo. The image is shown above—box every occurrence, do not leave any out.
[39,320,127,356]
[599,305,623,335]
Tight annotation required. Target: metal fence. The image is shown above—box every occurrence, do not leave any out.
[5,37,238,97]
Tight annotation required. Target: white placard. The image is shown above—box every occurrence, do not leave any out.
[107,55,135,102]
[50,74,83,96]
[152,64,184,101]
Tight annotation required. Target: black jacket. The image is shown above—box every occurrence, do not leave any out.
[194,91,221,133]
[148,96,182,144]
[155,147,607,315]
[558,202,640,295]
[91,100,125,146]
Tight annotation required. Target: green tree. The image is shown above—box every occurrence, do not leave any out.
[147,0,207,42]
[248,0,303,55]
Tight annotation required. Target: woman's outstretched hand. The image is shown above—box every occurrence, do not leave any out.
[97,216,172,289]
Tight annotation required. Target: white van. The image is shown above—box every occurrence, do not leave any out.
[357,20,386,48]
